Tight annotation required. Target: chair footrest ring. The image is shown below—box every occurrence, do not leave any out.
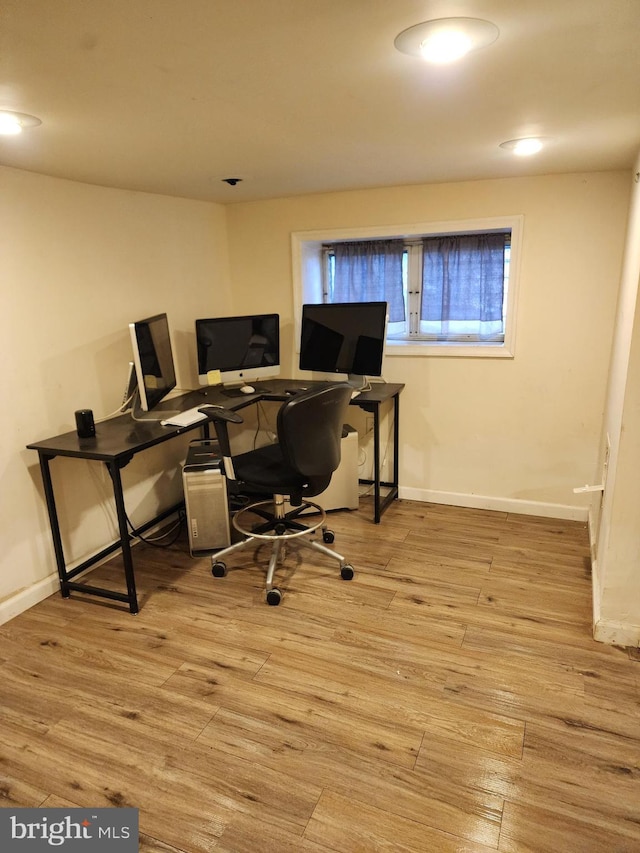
[233,499,327,542]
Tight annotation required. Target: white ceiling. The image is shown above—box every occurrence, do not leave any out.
[1,0,639,204]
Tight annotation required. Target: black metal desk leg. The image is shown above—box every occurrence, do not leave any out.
[107,461,139,615]
[373,405,381,523]
[37,453,70,598]
[392,393,400,489]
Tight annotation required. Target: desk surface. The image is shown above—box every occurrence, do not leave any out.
[26,397,203,462]
[27,379,404,463]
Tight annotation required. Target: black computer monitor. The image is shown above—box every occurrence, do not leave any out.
[299,301,388,390]
[128,313,177,413]
[195,313,280,395]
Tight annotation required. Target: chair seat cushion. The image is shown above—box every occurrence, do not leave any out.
[234,444,305,494]
[233,443,330,500]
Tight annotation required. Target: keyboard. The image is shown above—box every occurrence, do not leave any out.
[160,407,209,427]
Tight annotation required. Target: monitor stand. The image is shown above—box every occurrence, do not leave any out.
[129,390,180,422]
[347,374,367,391]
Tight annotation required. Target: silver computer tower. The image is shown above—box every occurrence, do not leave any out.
[182,440,231,556]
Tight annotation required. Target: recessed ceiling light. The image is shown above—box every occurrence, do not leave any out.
[394,18,499,64]
[0,109,42,135]
[499,137,548,157]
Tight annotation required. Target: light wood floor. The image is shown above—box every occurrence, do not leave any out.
[1,499,639,852]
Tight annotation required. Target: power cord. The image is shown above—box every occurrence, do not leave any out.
[101,465,186,548]
[96,390,137,423]
[127,509,186,548]
[255,400,277,447]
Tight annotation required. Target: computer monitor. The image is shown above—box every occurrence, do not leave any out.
[128,312,177,415]
[195,313,280,395]
[299,301,388,390]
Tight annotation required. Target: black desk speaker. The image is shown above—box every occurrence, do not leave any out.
[75,409,96,438]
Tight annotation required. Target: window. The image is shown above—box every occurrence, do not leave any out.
[293,216,522,358]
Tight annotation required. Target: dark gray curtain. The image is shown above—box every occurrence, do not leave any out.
[331,239,405,323]
[421,233,507,335]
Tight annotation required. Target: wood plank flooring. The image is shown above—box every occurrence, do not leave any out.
[1,499,639,852]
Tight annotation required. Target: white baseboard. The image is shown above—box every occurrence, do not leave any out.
[591,539,639,648]
[590,551,601,643]
[0,573,60,626]
[0,515,181,627]
[398,486,589,521]
[593,618,640,648]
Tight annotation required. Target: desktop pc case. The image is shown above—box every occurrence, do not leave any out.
[315,425,360,511]
[182,440,231,556]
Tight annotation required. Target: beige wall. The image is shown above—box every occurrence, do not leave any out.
[226,172,629,515]
[1,166,231,618]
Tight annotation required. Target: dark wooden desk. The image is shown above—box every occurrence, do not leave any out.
[27,380,403,613]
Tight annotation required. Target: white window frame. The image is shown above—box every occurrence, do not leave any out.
[292,215,523,358]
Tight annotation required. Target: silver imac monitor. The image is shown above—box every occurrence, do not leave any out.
[195,313,280,396]
[299,301,387,390]
[128,312,177,413]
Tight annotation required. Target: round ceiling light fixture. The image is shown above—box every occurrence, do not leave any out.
[499,137,549,157]
[0,109,42,135]
[394,18,499,64]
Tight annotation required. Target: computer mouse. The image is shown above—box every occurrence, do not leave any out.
[240,385,255,394]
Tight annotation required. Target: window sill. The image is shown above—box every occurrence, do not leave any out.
[386,341,515,358]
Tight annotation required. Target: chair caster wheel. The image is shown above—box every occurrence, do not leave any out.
[341,564,354,580]
[266,588,282,606]
[323,529,335,544]
[212,561,227,578]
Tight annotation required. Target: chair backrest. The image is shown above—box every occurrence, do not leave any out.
[277,383,352,480]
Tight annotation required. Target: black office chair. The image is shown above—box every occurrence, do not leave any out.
[198,383,355,605]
